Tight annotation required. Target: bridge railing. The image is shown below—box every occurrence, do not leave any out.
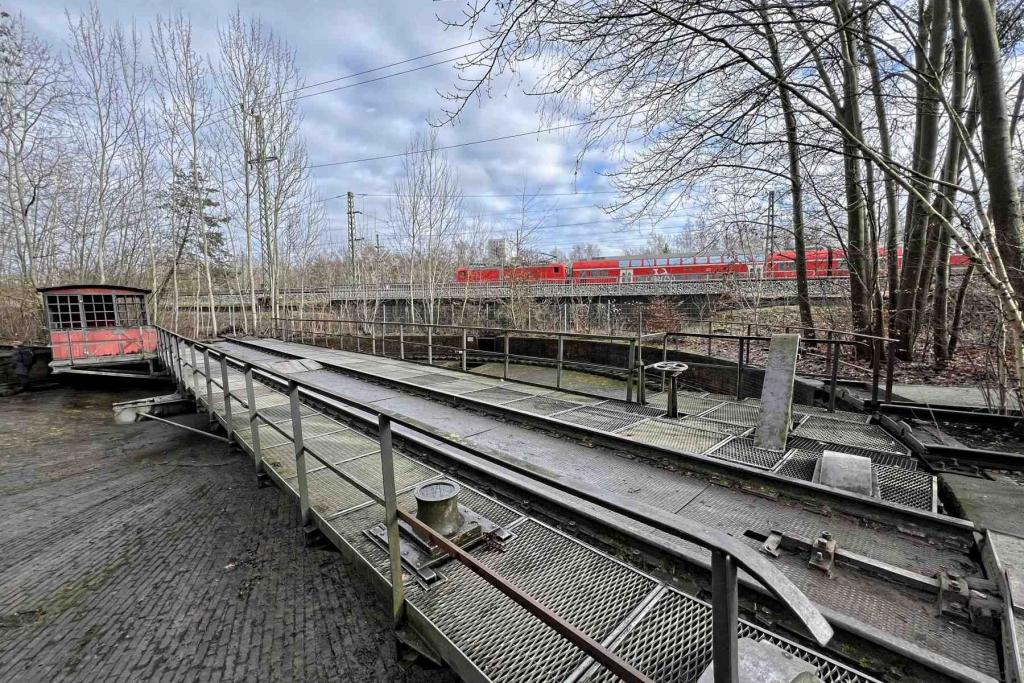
[272,315,658,403]
[156,326,833,683]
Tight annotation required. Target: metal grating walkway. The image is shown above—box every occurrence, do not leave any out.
[167,338,889,683]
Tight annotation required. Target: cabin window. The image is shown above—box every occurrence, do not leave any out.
[82,294,117,327]
[116,295,147,326]
[46,295,83,330]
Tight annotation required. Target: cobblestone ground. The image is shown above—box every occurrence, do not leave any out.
[0,382,456,682]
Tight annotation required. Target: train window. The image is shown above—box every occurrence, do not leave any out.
[619,260,629,268]
[631,259,642,267]
[554,266,561,272]
[46,294,82,330]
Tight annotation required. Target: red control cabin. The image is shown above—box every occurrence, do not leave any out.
[38,284,159,376]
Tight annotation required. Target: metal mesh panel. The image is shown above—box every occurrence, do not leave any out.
[675,395,727,416]
[586,588,877,683]
[461,386,536,404]
[306,467,371,514]
[404,372,462,386]
[615,420,729,454]
[672,417,750,436]
[504,395,584,416]
[706,437,787,470]
[598,399,667,418]
[260,443,299,480]
[305,428,381,463]
[554,405,651,433]
[874,464,934,511]
[439,380,502,395]
[257,401,316,424]
[774,449,820,481]
[793,417,908,455]
[272,414,348,439]
[699,402,762,427]
[785,436,917,470]
[415,520,657,683]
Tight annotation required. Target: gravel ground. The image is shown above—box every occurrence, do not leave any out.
[0,380,455,683]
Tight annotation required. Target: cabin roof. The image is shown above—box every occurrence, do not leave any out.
[37,284,150,295]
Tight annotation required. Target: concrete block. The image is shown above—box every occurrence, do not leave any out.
[697,637,821,683]
[814,450,875,497]
[754,334,800,452]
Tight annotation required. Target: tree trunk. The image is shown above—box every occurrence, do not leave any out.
[963,0,1024,306]
[862,14,901,332]
[834,0,872,337]
[892,0,948,358]
[762,7,815,336]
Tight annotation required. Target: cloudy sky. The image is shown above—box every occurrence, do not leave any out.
[19,0,704,257]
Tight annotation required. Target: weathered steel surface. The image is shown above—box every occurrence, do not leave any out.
[754,334,800,452]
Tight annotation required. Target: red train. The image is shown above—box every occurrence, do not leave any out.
[455,248,973,284]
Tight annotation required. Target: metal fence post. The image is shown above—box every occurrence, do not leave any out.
[427,326,434,365]
[661,335,668,392]
[829,342,841,412]
[711,549,739,683]
[244,364,263,472]
[289,381,310,525]
[735,339,745,401]
[636,337,646,404]
[885,341,895,403]
[503,331,510,380]
[189,344,199,395]
[871,338,882,405]
[461,327,468,371]
[173,338,185,393]
[626,338,636,402]
[556,335,564,389]
[399,324,405,359]
[378,414,406,627]
[219,354,233,435]
[203,348,215,424]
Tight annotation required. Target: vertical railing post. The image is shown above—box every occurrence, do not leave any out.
[203,348,214,424]
[735,339,745,401]
[503,331,510,380]
[190,344,200,396]
[219,354,233,435]
[461,327,468,371]
[556,335,564,389]
[636,337,646,404]
[378,414,406,627]
[706,320,713,356]
[871,338,882,405]
[711,550,739,683]
[244,364,263,472]
[427,326,434,365]
[399,324,405,359]
[289,380,310,525]
[371,323,377,356]
[885,340,895,403]
[661,335,668,392]
[173,337,185,393]
[829,341,840,412]
[626,338,636,402]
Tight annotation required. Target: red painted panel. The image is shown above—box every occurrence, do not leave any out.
[49,327,157,362]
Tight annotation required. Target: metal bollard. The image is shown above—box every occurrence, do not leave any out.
[461,328,468,371]
[556,335,564,389]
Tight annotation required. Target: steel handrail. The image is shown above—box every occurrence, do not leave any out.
[157,326,833,668]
